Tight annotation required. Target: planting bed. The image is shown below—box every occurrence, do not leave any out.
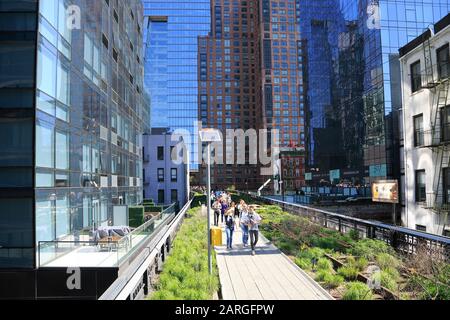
[148,207,219,300]
[252,204,450,300]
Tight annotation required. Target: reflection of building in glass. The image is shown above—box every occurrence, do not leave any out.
[0,0,147,298]
[143,0,211,171]
[298,0,345,173]
[305,0,450,186]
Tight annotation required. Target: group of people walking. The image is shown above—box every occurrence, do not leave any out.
[211,192,262,256]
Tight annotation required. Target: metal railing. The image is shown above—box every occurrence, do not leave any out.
[238,191,450,261]
[38,203,178,268]
[98,199,193,300]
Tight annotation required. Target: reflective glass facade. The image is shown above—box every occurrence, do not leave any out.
[298,0,345,172]
[143,0,211,170]
[304,0,450,183]
[0,0,147,268]
[0,0,37,268]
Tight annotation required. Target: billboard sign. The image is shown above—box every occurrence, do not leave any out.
[372,180,399,204]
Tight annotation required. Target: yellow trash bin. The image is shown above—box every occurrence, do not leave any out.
[211,227,223,247]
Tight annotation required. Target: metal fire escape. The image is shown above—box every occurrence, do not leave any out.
[420,38,450,227]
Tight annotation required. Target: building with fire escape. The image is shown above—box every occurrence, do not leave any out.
[400,14,450,236]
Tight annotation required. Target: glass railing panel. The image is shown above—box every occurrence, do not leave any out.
[38,203,179,268]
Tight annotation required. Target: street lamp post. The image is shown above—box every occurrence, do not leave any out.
[206,142,212,274]
[200,129,222,275]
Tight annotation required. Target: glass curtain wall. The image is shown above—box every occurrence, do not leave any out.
[0,0,37,268]
[35,0,146,249]
[143,0,211,171]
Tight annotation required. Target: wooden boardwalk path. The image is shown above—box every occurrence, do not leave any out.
[211,210,333,300]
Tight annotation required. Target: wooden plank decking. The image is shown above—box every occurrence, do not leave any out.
[213,215,333,300]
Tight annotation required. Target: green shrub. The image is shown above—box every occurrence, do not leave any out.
[307,234,347,251]
[315,269,344,289]
[315,269,332,282]
[376,253,400,270]
[295,257,312,271]
[322,273,344,289]
[349,239,394,260]
[346,256,368,271]
[338,265,360,280]
[383,267,401,281]
[128,206,145,228]
[296,247,326,267]
[349,229,360,241]
[150,207,219,300]
[414,277,450,300]
[372,271,398,292]
[191,195,207,207]
[355,257,369,271]
[343,282,374,300]
[409,265,450,300]
[317,258,334,271]
[277,239,300,255]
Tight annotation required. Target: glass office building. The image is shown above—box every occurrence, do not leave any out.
[142,0,211,170]
[304,0,450,184]
[0,0,147,271]
[298,0,345,172]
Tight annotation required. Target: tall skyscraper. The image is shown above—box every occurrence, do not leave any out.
[142,0,211,171]
[260,0,308,191]
[198,0,263,190]
[0,0,147,298]
[198,0,308,191]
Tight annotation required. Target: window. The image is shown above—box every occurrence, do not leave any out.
[0,198,33,247]
[413,114,424,147]
[37,44,57,98]
[55,131,69,170]
[411,60,422,93]
[40,0,58,27]
[0,115,32,167]
[157,168,164,182]
[36,121,54,168]
[171,189,178,203]
[36,197,54,242]
[158,190,165,204]
[443,168,450,205]
[157,146,164,161]
[437,44,449,80]
[440,105,450,142]
[171,168,177,182]
[415,170,426,203]
[56,61,70,107]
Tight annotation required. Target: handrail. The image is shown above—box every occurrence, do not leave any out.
[117,203,177,248]
[38,203,178,268]
[238,191,450,261]
[99,198,193,300]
